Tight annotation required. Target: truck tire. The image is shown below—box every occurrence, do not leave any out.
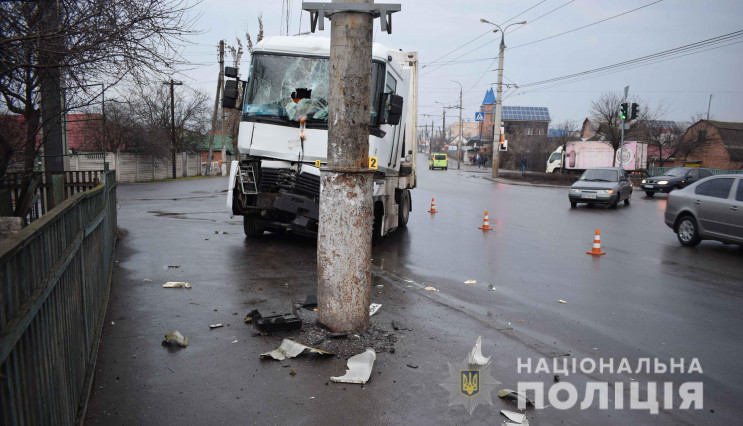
[398,190,410,227]
[243,215,264,238]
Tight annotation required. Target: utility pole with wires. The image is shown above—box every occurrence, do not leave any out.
[208,40,224,175]
[164,79,183,179]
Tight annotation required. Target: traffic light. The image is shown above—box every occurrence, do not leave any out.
[631,103,639,120]
[499,140,508,151]
[619,103,628,120]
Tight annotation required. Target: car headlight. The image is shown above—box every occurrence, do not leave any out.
[597,189,614,194]
[641,179,646,184]
[658,180,668,185]
[570,188,581,194]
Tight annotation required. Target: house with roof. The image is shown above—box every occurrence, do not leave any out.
[678,120,743,170]
[194,132,234,171]
[477,88,551,142]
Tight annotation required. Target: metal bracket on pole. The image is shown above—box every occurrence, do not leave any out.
[302,2,401,34]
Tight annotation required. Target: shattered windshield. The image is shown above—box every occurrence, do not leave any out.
[243,53,385,125]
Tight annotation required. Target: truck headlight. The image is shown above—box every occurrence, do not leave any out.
[658,180,668,185]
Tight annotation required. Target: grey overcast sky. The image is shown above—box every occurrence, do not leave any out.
[180,0,743,128]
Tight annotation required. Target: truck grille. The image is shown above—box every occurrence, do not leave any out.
[261,168,320,199]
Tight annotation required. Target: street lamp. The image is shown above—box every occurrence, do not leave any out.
[451,80,463,169]
[480,19,526,178]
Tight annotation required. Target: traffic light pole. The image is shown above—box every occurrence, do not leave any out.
[618,85,629,168]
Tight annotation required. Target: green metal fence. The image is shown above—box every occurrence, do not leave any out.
[0,171,117,425]
[647,167,743,177]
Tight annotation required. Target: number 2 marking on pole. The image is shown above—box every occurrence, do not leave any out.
[369,157,378,170]
[315,160,321,168]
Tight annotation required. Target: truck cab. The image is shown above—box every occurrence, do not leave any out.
[225,36,418,239]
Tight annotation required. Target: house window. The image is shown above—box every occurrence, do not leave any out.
[526,128,533,135]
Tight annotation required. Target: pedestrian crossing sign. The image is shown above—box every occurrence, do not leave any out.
[475,112,484,122]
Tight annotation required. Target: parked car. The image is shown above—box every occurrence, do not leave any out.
[664,174,743,246]
[641,167,712,197]
[569,167,633,208]
[429,153,448,170]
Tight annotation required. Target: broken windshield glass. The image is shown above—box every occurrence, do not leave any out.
[243,53,384,125]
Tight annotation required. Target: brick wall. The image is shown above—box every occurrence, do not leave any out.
[679,122,743,169]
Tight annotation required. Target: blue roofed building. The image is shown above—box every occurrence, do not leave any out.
[475,88,551,146]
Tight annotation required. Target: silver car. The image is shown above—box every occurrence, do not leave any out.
[664,174,743,246]
[568,167,633,208]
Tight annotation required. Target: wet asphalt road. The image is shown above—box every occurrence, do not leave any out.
[84,157,742,425]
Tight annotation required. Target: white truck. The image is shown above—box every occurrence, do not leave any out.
[224,36,418,238]
[546,140,648,175]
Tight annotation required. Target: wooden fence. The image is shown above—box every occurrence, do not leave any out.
[0,171,117,425]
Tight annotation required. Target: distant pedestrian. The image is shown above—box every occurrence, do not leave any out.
[476,153,481,168]
[521,156,527,173]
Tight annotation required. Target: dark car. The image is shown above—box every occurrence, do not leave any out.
[641,167,712,197]
[569,167,633,208]
[664,174,743,246]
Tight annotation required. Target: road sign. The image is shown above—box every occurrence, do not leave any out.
[475,112,484,122]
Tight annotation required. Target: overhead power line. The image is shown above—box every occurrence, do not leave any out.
[509,0,663,50]
[516,30,743,89]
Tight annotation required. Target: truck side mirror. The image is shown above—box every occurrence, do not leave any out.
[385,93,404,125]
[225,67,238,78]
[223,80,239,109]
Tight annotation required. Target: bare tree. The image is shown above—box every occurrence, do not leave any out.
[77,83,210,158]
[589,92,648,166]
[0,0,199,178]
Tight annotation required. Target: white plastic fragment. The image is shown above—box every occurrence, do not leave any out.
[464,280,477,285]
[164,330,188,347]
[558,299,567,304]
[163,281,192,289]
[424,286,438,292]
[209,324,223,329]
[369,303,382,316]
[501,410,526,423]
[467,336,491,366]
[260,339,332,361]
[330,348,376,384]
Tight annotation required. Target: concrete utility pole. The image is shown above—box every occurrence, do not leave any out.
[40,0,65,172]
[441,109,446,153]
[165,79,183,179]
[305,0,400,332]
[453,80,463,169]
[219,41,227,176]
[208,40,224,175]
[480,19,526,177]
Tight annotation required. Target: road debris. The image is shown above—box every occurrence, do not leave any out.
[369,303,382,317]
[209,324,223,329]
[558,299,567,304]
[163,281,191,289]
[424,286,438,292]
[464,280,476,285]
[167,265,181,269]
[143,279,152,283]
[488,284,495,291]
[406,363,418,369]
[260,339,332,361]
[231,340,238,344]
[244,309,261,323]
[302,295,318,310]
[290,369,297,376]
[501,409,527,424]
[162,331,188,347]
[467,336,491,365]
[498,389,539,408]
[330,348,376,384]
[254,312,303,333]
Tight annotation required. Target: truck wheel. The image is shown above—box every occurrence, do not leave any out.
[372,202,384,244]
[645,191,655,197]
[243,216,264,238]
[398,190,410,227]
[676,215,701,247]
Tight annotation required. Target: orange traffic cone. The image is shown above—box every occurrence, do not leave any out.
[428,198,438,214]
[479,211,492,231]
[586,229,606,256]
